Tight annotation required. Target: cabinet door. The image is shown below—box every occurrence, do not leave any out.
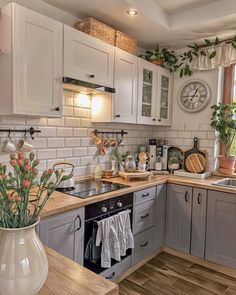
[165,184,192,253]
[113,48,138,123]
[39,208,84,265]
[206,191,236,269]
[13,4,62,117]
[191,188,207,258]
[64,25,114,88]
[156,67,173,126]
[154,184,166,251]
[133,199,155,235]
[137,59,157,125]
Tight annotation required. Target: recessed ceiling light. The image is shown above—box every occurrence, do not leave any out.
[126,9,138,16]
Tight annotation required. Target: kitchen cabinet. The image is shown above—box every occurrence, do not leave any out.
[191,188,207,258]
[0,3,63,117]
[156,67,173,126]
[113,48,138,123]
[133,199,155,235]
[64,25,114,88]
[137,59,157,125]
[39,208,84,265]
[154,184,166,251]
[206,191,236,269]
[100,256,131,281]
[165,184,192,253]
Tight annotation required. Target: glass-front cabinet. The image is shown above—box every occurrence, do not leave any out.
[137,59,157,125]
[156,67,173,126]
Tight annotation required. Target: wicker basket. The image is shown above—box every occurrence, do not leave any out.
[74,17,116,46]
[115,31,137,55]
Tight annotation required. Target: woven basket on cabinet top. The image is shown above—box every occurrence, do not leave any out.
[115,31,137,55]
[74,17,116,46]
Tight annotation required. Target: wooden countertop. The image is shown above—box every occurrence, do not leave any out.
[38,248,118,295]
[40,175,236,218]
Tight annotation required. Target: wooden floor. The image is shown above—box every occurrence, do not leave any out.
[119,252,236,295]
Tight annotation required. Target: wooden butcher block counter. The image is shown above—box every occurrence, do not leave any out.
[38,248,118,295]
[40,174,236,218]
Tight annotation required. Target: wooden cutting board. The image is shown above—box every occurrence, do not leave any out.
[185,153,206,173]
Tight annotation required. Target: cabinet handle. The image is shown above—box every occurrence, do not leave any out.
[158,119,161,122]
[140,241,148,247]
[89,74,95,78]
[54,107,60,111]
[115,114,120,118]
[185,191,188,202]
[105,272,115,279]
[152,118,156,121]
[75,215,81,231]
[197,193,201,205]
[141,213,149,219]
[142,193,149,198]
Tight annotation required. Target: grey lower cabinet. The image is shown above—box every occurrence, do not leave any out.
[165,184,193,253]
[39,207,84,265]
[154,184,166,251]
[206,191,236,269]
[191,188,207,258]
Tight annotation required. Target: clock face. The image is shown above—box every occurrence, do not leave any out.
[179,80,211,112]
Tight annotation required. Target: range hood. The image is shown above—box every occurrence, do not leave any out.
[63,77,115,94]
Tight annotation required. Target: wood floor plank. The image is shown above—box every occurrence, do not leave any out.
[189,264,236,288]
[172,278,216,295]
[142,278,188,295]
[126,271,150,285]
[147,256,166,269]
[157,252,194,269]
[161,263,228,295]
[138,263,176,285]
[119,279,157,295]
[225,287,236,295]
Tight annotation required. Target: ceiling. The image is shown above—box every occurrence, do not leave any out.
[42,0,236,49]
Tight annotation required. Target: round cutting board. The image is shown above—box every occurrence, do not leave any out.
[185,153,206,173]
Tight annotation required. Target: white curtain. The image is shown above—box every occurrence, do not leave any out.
[193,43,236,70]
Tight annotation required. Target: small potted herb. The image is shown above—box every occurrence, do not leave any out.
[168,155,181,171]
[211,102,236,175]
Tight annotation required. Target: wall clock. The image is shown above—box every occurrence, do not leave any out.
[178,79,211,112]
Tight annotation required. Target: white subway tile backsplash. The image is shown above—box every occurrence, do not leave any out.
[47,118,64,127]
[184,123,199,131]
[65,138,81,147]
[73,147,87,157]
[33,138,47,149]
[39,127,56,137]
[48,138,64,148]
[87,146,98,156]
[80,156,94,166]
[37,149,56,160]
[57,127,73,137]
[47,158,64,169]
[74,128,88,137]
[57,148,73,158]
[177,131,191,138]
[81,137,93,147]
[63,106,74,117]
[0,116,26,125]
[191,131,207,139]
[74,108,90,118]
[65,117,81,127]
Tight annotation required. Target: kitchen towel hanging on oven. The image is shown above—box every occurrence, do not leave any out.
[96,209,134,268]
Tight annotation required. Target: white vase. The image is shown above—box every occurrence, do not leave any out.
[0,219,48,295]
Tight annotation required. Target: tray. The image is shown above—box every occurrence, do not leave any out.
[119,171,153,181]
[173,169,211,179]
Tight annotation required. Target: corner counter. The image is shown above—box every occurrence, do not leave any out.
[38,248,118,295]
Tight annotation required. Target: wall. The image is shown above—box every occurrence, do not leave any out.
[0,91,152,175]
[153,68,223,171]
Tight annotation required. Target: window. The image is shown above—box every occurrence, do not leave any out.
[224,64,236,155]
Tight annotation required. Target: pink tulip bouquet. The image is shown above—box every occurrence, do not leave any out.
[0,152,71,228]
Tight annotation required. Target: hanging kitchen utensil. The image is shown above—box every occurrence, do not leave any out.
[53,162,75,189]
[99,136,105,156]
[184,137,206,173]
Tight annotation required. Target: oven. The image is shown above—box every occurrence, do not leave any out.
[84,193,133,275]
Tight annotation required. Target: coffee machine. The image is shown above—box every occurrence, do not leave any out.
[148,139,169,171]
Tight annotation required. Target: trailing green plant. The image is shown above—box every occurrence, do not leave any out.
[0,152,72,228]
[112,147,130,169]
[168,155,182,166]
[211,102,236,157]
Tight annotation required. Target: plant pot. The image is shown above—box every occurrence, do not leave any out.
[0,219,48,295]
[168,163,180,171]
[150,59,164,65]
[218,155,236,175]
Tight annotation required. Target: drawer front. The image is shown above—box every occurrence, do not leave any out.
[134,186,156,204]
[132,227,154,266]
[100,256,131,281]
[133,199,155,235]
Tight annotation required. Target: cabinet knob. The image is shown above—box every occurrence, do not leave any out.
[115,115,120,118]
[141,213,149,219]
[89,74,95,78]
[158,119,161,122]
[152,118,156,121]
[54,107,60,111]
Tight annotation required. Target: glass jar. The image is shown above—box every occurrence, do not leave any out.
[125,156,136,172]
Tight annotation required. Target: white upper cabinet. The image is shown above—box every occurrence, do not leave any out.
[156,67,173,126]
[137,59,157,125]
[113,48,138,124]
[0,3,63,117]
[64,25,114,88]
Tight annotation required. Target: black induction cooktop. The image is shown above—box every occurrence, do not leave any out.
[56,179,129,199]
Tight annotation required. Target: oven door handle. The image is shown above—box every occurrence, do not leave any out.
[105,272,115,279]
[75,214,81,231]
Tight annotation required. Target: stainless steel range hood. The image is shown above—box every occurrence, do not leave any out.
[63,77,115,94]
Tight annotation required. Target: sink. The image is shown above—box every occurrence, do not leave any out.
[212,178,236,188]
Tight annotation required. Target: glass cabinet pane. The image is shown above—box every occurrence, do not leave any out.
[141,68,153,118]
[160,75,169,119]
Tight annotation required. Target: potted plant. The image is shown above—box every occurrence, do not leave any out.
[168,155,182,171]
[139,44,178,71]
[211,102,236,175]
[0,152,71,295]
